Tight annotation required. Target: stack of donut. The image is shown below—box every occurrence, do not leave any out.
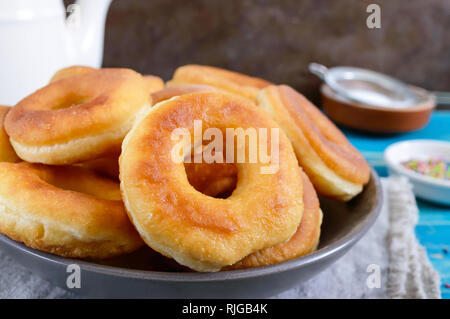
[0,64,370,272]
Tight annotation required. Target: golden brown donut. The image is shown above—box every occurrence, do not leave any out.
[0,162,143,259]
[258,85,370,201]
[49,65,96,83]
[48,68,161,175]
[168,65,272,102]
[0,106,19,162]
[53,68,120,179]
[229,169,322,269]
[5,68,151,165]
[151,84,218,105]
[50,67,164,97]
[120,92,304,272]
[143,75,165,95]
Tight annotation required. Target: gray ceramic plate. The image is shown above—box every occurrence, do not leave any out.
[0,169,382,298]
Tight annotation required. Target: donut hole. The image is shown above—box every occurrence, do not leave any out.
[51,93,92,110]
[184,162,238,199]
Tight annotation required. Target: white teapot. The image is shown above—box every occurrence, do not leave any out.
[0,0,112,105]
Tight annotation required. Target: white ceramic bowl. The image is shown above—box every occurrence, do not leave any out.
[384,140,450,205]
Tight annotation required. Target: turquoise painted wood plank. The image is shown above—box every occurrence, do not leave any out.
[415,224,450,299]
[416,198,450,299]
[417,200,450,224]
[343,111,450,178]
[342,111,450,153]
[344,110,450,298]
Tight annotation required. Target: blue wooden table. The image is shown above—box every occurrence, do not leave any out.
[343,111,450,299]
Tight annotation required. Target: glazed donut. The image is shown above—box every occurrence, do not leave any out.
[151,84,218,105]
[5,68,151,164]
[77,154,120,180]
[0,106,19,163]
[0,162,143,258]
[229,169,322,269]
[258,85,370,201]
[168,65,272,102]
[49,65,96,83]
[120,92,304,272]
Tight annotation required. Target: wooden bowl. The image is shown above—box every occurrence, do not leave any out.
[321,84,435,133]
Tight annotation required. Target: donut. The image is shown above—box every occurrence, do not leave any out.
[48,69,160,180]
[143,75,165,95]
[0,162,143,259]
[151,84,218,105]
[258,85,370,201]
[5,68,151,165]
[168,65,272,102]
[0,106,19,163]
[49,65,96,83]
[48,67,162,173]
[51,67,164,97]
[120,92,304,272]
[77,155,120,180]
[229,169,322,269]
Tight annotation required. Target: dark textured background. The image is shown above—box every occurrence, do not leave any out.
[87,0,449,101]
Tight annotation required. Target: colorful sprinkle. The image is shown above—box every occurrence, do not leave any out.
[402,158,450,181]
